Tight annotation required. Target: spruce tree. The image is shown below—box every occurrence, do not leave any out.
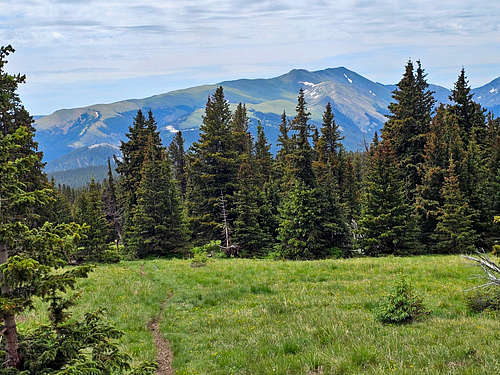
[231,103,252,155]
[168,130,187,197]
[433,158,477,253]
[415,105,452,246]
[74,178,112,261]
[276,110,291,164]
[449,68,487,145]
[254,122,273,185]
[115,110,148,221]
[186,87,238,241]
[383,60,435,202]
[102,157,121,241]
[277,180,347,259]
[128,137,187,258]
[484,115,500,247]
[289,89,315,187]
[233,153,268,257]
[358,137,417,255]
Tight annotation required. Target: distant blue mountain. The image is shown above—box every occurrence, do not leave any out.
[35,67,500,172]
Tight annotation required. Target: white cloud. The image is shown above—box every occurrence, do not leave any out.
[1,0,499,114]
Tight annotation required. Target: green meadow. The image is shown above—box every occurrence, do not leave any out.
[21,256,499,374]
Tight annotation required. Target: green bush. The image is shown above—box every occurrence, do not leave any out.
[191,240,221,265]
[466,288,500,313]
[96,243,121,263]
[375,276,429,324]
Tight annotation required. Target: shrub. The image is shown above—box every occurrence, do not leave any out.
[466,288,500,313]
[375,276,429,324]
[191,240,221,266]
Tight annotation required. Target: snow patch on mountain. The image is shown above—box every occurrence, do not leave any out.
[88,143,120,150]
[489,88,498,94]
[299,81,316,87]
[344,73,353,84]
[79,124,90,136]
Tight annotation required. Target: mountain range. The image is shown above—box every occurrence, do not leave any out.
[35,67,500,173]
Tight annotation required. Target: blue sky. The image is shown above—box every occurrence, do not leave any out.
[2,0,500,115]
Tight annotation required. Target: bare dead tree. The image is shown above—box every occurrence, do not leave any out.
[219,191,239,257]
[462,251,500,290]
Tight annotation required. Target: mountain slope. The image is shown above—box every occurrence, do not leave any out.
[45,143,120,172]
[34,67,500,170]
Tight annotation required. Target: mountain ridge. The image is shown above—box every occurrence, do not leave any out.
[35,67,500,172]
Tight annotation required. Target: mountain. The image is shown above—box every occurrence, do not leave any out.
[45,143,120,172]
[34,67,500,171]
[48,165,116,188]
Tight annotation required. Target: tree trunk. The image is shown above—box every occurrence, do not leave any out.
[0,244,20,368]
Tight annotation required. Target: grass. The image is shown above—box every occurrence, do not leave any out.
[20,255,500,374]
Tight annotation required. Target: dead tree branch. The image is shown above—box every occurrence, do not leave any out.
[462,251,500,291]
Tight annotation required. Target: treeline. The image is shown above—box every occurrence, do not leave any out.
[60,61,499,260]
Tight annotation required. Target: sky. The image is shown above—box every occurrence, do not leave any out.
[1,0,500,115]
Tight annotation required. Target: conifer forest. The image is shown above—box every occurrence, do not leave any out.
[1,40,499,374]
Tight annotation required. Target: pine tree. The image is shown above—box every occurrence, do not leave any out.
[43,177,73,224]
[168,130,187,197]
[102,157,121,241]
[254,122,273,185]
[289,89,315,187]
[233,153,268,257]
[358,138,417,255]
[116,110,164,245]
[128,137,187,258]
[314,102,348,197]
[186,87,238,241]
[415,105,471,246]
[231,103,252,155]
[74,178,112,261]
[276,180,347,259]
[383,60,435,202]
[276,110,291,164]
[116,109,148,217]
[433,158,477,253]
[449,68,487,145]
[484,115,500,247]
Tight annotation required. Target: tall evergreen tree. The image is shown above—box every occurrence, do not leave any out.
[115,110,148,216]
[449,68,487,144]
[433,158,477,253]
[289,89,315,187]
[102,158,121,241]
[233,153,268,257]
[169,130,187,197]
[276,180,348,259]
[415,106,453,245]
[74,179,112,261]
[186,87,238,241]
[314,102,341,183]
[359,137,417,255]
[231,103,252,155]
[127,137,187,258]
[254,122,273,185]
[276,110,290,163]
[383,60,435,202]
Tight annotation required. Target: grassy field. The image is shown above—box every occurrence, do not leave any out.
[21,256,499,374]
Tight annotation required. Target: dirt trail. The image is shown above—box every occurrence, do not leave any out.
[147,291,174,375]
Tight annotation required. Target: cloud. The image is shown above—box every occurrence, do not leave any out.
[2,0,499,114]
